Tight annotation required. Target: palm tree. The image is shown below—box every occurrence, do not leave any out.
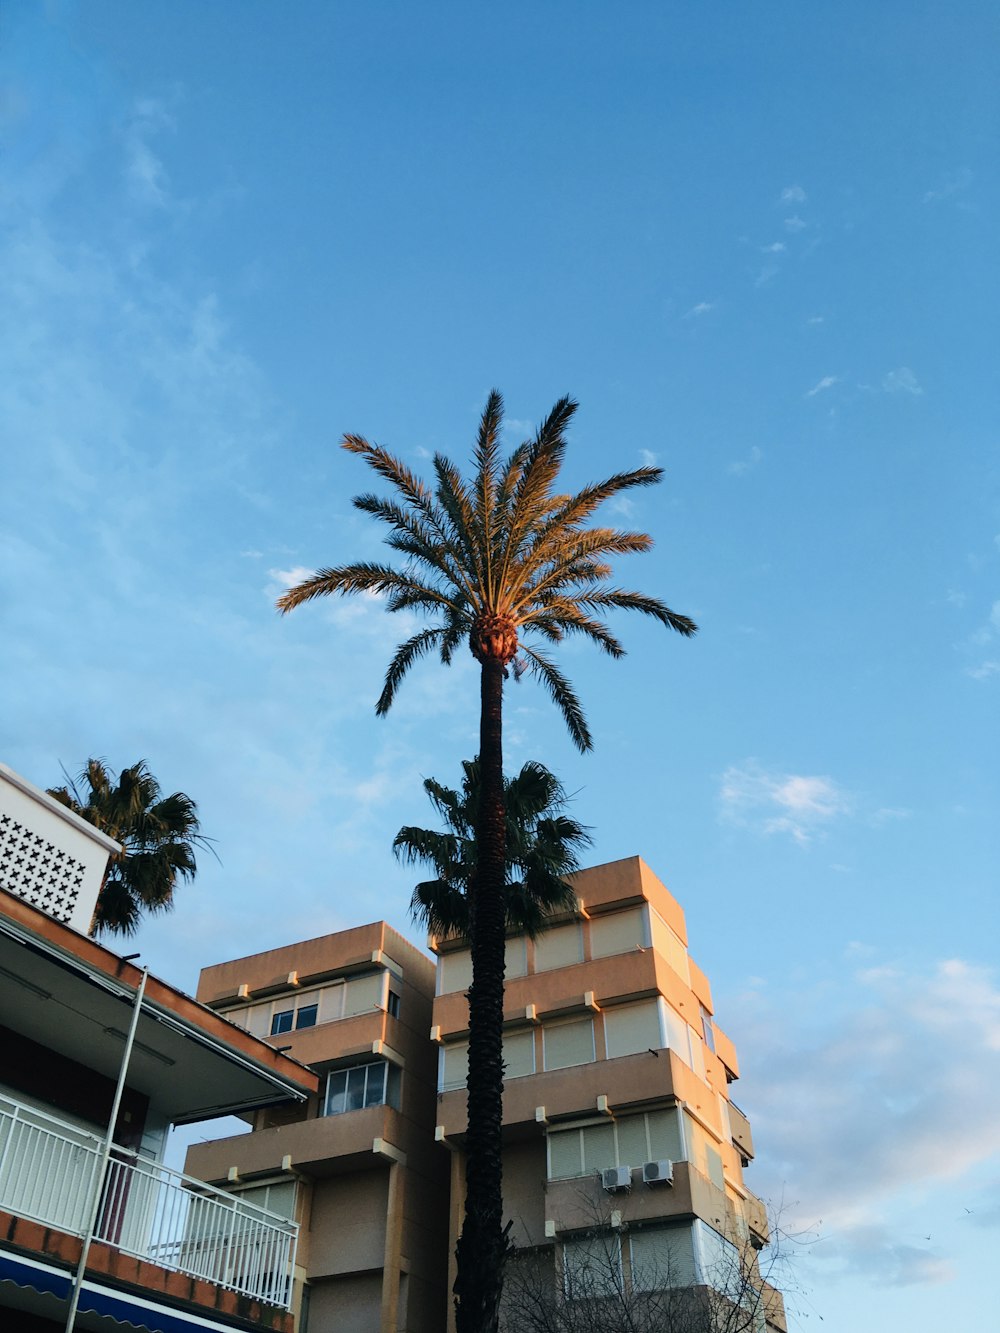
[47,759,210,937]
[277,391,696,1333]
[395,757,591,940]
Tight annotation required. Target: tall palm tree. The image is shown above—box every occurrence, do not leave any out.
[48,759,210,937]
[395,757,591,940]
[277,391,696,1333]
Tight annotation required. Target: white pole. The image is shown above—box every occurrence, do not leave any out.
[64,967,148,1333]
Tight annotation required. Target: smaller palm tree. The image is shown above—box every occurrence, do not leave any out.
[395,757,591,943]
[47,759,211,937]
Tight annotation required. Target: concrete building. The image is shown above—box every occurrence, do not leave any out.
[186,856,785,1333]
[186,924,449,1333]
[0,763,318,1333]
[431,856,787,1333]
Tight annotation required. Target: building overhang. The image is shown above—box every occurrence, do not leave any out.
[0,889,318,1123]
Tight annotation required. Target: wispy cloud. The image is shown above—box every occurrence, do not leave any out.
[739,955,1000,1284]
[923,168,973,205]
[882,367,923,396]
[784,215,807,232]
[806,375,839,397]
[639,448,659,466]
[719,761,852,844]
[684,301,714,318]
[123,96,178,208]
[728,445,762,476]
[967,660,1000,681]
[760,242,786,254]
[781,184,807,204]
[805,314,824,326]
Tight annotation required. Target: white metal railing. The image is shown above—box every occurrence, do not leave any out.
[0,1098,102,1235]
[0,1095,297,1309]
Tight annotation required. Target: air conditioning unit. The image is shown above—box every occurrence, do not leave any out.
[601,1165,631,1192]
[642,1159,674,1186]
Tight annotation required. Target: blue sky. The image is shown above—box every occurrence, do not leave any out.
[3,3,998,1327]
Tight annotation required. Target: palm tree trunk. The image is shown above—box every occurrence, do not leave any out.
[454,658,508,1333]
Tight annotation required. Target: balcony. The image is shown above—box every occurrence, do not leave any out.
[0,1094,298,1309]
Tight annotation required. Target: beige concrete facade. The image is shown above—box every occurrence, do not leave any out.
[431,856,786,1333]
[186,922,450,1333]
[187,858,785,1333]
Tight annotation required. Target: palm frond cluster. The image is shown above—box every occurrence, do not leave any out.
[48,758,210,936]
[394,758,591,940]
[277,391,696,751]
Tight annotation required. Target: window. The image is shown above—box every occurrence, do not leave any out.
[230,973,388,1036]
[324,1060,400,1116]
[562,1234,622,1300]
[439,1030,536,1092]
[603,1001,662,1059]
[547,1109,683,1180]
[387,990,401,1019]
[437,940,527,995]
[629,1224,697,1291]
[533,922,583,972]
[700,1003,716,1053]
[590,906,648,960]
[269,991,322,1035]
[648,909,691,983]
[542,1017,595,1071]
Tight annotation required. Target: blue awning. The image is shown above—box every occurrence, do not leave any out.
[0,1250,268,1333]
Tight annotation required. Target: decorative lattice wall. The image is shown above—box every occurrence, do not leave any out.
[0,811,87,925]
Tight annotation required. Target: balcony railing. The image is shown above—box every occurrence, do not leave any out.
[0,1095,297,1309]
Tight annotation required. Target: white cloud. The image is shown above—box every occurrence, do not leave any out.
[806,314,824,326]
[503,417,534,437]
[784,215,807,232]
[684,301,714,317]
[268,565,314,590]
[123,97,178,209]
[967,660,1000,681]
[741,958,1000,1240]
[639,448,659,466]
[806,375,838,397]
[923,168,973,205]
[781,185,807,204]
[760,242,786,254]
[728,445,762,476]
[882,367,923,396]
[719,761,851,844]
[754,264,778,289]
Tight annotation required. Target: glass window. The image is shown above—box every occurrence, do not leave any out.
[441,1041,469,1092]
[296,1004,318,1029]
[649,910,691,983]
[324,1060,396,1116]
[543,1017,595,1071]
[270,1010,293,1035]
[546,1110,683,1181]
[533,922,583,973]
[700,1004,716,1053]
[387,990,401,1019]
[590,906,648,960]
[660,1000,693,1069]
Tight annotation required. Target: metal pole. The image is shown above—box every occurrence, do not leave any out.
[64,967,148,1333]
